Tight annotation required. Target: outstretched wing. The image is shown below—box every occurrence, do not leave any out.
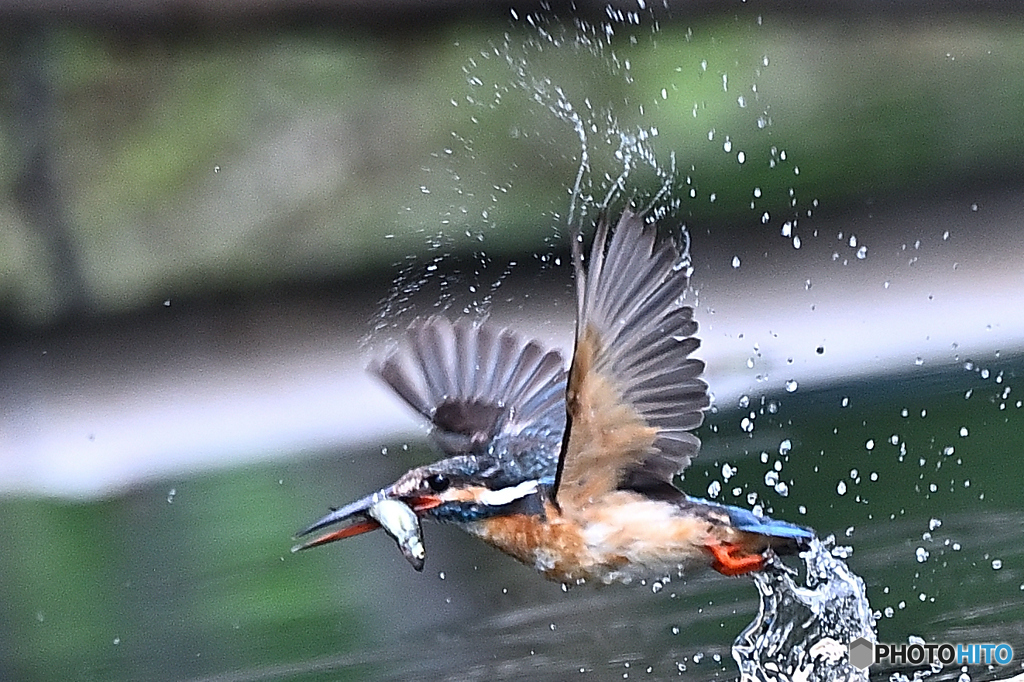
[555,209,710,509]
[373,317,568,475]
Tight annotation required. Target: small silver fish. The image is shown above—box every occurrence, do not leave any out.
[368,498,426,571]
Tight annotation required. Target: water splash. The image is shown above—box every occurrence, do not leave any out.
[733,536,876,682]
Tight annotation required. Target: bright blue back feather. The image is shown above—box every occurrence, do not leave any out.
[687,497,815,541]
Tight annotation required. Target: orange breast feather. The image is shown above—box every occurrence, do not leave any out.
[467,493,721,584]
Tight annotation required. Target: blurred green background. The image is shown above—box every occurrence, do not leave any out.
[2,10,1024,326]
[2,4,1023,682]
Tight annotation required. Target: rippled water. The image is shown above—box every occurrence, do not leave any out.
[3,355,1022,682]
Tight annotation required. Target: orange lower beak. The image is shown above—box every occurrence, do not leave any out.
[292,493,444,553]
[291,519,382,551]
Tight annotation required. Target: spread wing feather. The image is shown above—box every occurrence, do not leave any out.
[373,317,568,465]
[556,209,710,507]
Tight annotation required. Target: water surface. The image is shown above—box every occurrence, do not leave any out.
[2,354,1021,681]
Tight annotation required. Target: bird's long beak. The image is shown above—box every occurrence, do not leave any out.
[292,486,444,571]
[292,492,385,551]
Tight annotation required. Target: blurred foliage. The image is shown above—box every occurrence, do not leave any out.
[1,13,1023,327]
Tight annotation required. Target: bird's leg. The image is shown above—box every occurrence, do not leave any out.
[706,541,765,576]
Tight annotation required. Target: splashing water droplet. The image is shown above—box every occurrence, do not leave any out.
[734,537,875,682]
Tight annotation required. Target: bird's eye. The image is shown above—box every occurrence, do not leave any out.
[425,474,450,492]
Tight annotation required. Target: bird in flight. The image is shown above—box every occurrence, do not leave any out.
[294,208,813,583]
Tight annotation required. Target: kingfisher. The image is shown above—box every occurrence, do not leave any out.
[295,208,813,583]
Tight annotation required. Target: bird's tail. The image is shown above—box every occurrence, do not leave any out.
[692,496,815,555]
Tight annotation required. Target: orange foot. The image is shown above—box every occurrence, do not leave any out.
[707,542,765,576]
